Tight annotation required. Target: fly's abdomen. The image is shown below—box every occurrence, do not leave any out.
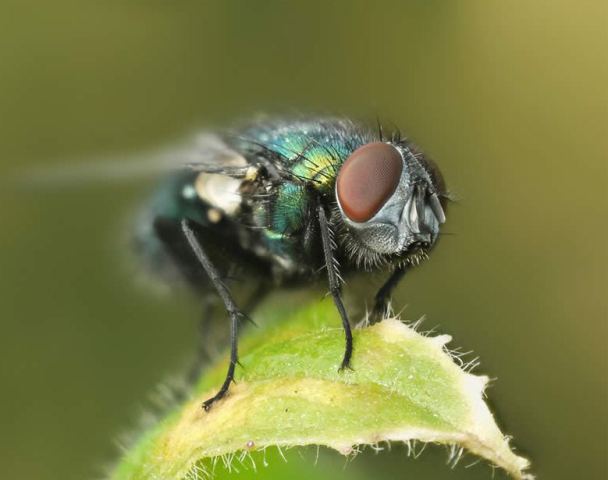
[132,171,216,287]
[134,167,273,292]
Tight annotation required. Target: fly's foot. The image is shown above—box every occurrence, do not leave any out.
[338,361,354,373]
[201,365,236,411]
[202,398,215,412]
[202,387,229,412]
[338,349,354,372]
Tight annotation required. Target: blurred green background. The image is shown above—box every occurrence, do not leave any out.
[0,1,605,479]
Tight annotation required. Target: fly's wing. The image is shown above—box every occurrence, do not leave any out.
[15,132,263,293]
[15,132,251,189]
[94,134,256,290]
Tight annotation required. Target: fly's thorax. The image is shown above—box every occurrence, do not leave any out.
[335,141,447,267]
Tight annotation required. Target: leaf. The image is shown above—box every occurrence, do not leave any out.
[111,294,532,480]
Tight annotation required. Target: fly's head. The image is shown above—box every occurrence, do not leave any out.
[335,141,447,270]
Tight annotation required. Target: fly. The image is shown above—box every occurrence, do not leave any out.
[131,116,448,410]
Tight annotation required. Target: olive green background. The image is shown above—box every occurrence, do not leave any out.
[0,1,605,479]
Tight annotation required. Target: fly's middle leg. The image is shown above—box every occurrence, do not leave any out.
[181,218,245,411]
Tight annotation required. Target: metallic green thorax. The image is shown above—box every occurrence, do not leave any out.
[234,119,376,260]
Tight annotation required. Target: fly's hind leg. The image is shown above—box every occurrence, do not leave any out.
[152,217,219,390]
[181,218,246,411]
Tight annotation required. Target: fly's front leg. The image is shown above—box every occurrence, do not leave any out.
[371,266,409,323]
[317,205,353,371]
[181,218,245,411]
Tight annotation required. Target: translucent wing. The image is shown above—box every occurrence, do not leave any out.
[15,132,248,189]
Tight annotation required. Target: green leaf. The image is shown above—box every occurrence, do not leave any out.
[112,294,532,480]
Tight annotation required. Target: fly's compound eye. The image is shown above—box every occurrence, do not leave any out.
[336,142,403,223]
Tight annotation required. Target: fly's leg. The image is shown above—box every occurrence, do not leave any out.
[371,266,409,323]
[181,218,245,411]
[317,205,353,371]
[187,283,264,386]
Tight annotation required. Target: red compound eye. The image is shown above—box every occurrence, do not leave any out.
[336,142,403,222]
